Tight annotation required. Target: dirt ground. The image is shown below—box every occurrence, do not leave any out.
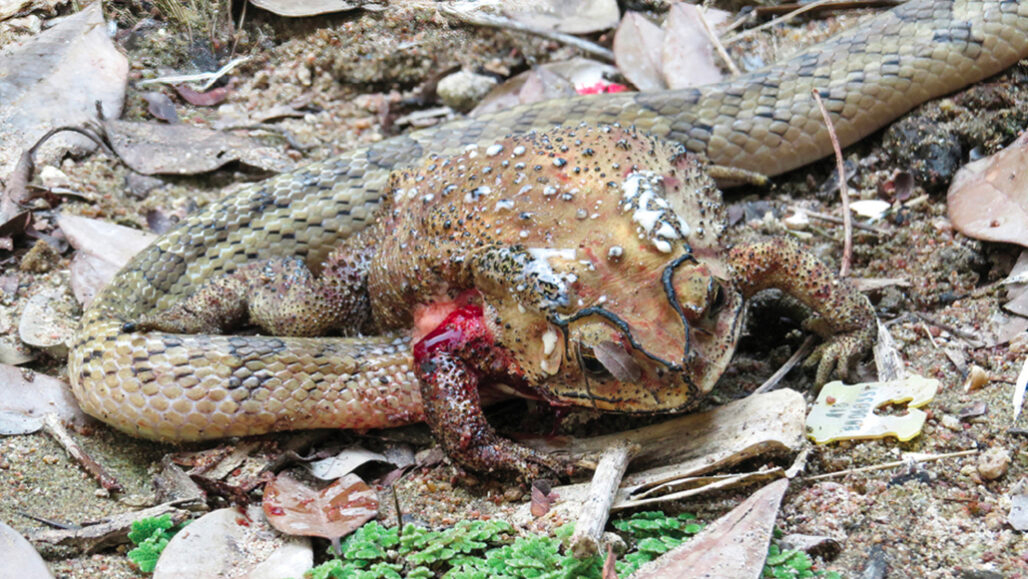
[1,2,1027,577]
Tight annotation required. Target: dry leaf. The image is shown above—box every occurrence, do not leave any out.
[505,0,619,35]
[0,521,55,578]
[153,506,311,579]
[102,119,292,175]
[0,3,128,175]
[174,84,233,107]
[613,13,665,91]
[249,0,377,17]
[530,480,555,517]
[473,58,617,118]
[58,214,156,306]
[142,92,179,123]
[306,446,389,481]
[263,473,377,540]
[948,132,1028,247]
[632,479,788,578]
[18,287,77,355]
[660,5,724,90]
[0,363,92,435]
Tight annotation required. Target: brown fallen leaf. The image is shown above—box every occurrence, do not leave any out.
[472,58,617,118]
[262,473,378,540]
[0,363,93,435]
[613,12,665,91]
[505,0,619,35]
[174,83,233,107]
[948,131,1028,247]
[660,4,725,89]
[249,0,380,17]
[0,4,127,176]
[153,506,312,579]
[57,214,156,306]
[602,543,618,579]
[0,521,54,579]
[102,119,293,175]
[632,479,789,578]
[142,92,179,123]
[530,480,555,518]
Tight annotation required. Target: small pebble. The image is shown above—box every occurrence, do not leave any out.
[939,414,962,431]
[436,70,497,113]
[976,447,1011,480]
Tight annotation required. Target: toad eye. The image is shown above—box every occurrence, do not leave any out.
[576,340,643,382]
[707,280,726,317]
[576,343,612,379]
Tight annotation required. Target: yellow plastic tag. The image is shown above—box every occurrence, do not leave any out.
[806,376,939,444]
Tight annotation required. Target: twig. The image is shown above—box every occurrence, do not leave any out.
[801,450,978,482]
[696,7,740,76]
[230,0,247,59]
[724,0,839,45]
[752,0,900,18]
[438,4,614,62]
[811,89,853,277]
[920,322,939,348]
[570,440,638,558]
[42,413,124,493]
[911,312,983,347]
[791,207,887,235]
[137,56,252,91]
[753,336,815,395]
[1013,356,1028,424]
[18,512,80,530]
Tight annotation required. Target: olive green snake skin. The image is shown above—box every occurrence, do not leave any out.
[69,0,1028,441]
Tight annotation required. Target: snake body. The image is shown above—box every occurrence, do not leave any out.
[70,0,1028,441]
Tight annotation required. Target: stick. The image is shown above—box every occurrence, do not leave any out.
[811,89,853,277]
[137,56,252,91]
[696,8,740,76]
[42,413,124,493]
[724,0,839,44]
[793,207,887,235]
[439,4,614,62]
[570,440,638,558]
[801,449,977,482]
[752,336,815,395]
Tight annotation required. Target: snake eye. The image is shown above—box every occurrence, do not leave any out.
[576,344,612,379]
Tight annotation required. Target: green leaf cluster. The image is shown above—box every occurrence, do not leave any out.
[610,511,705,576]
[763,544,841,579]
[306,519,601,579]
[126,514,186,573]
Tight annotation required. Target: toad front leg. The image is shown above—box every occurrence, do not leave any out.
[728,237,876,385]
[413,305,569,482]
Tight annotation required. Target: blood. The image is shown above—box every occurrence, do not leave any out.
[412,304,491,363]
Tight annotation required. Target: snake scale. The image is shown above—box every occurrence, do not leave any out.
[70,0,1028,443]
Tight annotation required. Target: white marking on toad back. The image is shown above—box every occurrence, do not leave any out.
[465,186,491,203]
[486,144,504,157]
[621,171,691,252]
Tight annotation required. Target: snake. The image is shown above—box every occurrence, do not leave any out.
[69,0,1028,442]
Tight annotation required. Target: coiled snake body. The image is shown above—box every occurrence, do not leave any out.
[70,0,1028,443]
